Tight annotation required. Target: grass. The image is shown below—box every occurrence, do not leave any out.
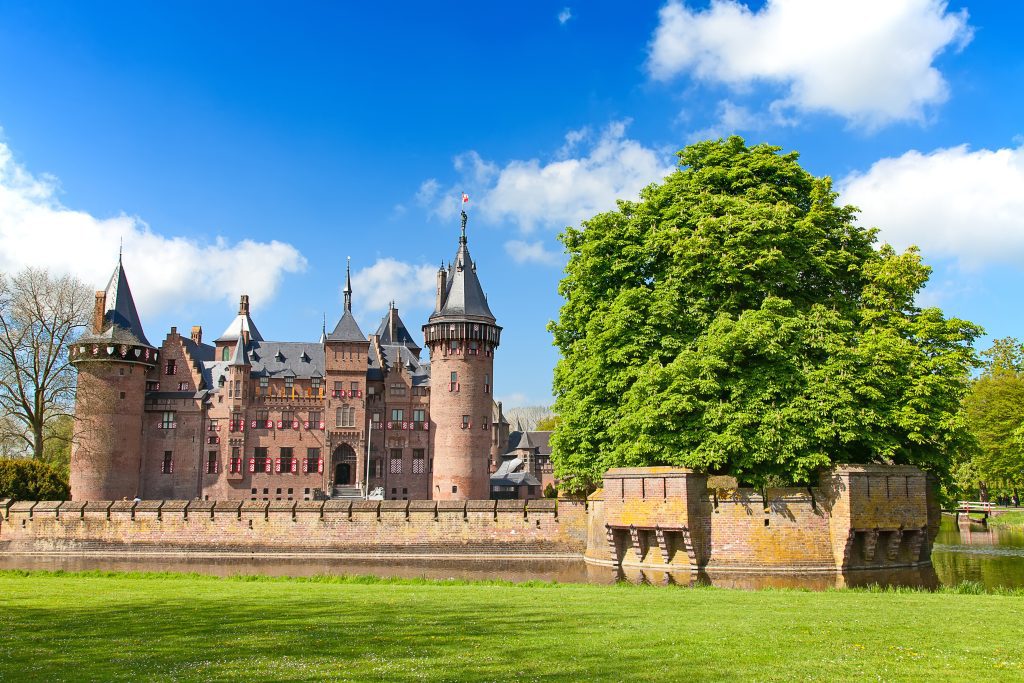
[989,511,1024,528]
[0,570,1022,682]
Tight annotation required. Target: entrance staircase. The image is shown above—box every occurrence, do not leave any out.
[331,485,364,500]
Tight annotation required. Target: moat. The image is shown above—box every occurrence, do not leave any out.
[2,516,1021,591]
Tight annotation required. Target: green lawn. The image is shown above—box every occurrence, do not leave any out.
[0,571,1022,682]
[990,510,1024,527]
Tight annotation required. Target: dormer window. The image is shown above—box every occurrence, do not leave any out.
[275,350,284,362]
[218,376,226,388]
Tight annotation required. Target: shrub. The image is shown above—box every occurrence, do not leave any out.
[0,459,70,501]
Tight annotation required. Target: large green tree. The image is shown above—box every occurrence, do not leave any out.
[549,137,981,493]
[957,338,1024,499]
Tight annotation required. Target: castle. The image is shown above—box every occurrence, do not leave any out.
[67,212,521,503]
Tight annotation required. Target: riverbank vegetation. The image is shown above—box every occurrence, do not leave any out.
[989,511,1024,528]
[0,570,1021,681]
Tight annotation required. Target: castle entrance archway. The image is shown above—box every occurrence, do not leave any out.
[332,443,357,486]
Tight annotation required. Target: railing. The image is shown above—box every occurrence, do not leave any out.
[958,501,995,513]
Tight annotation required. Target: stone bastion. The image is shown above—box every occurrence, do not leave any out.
[0,465,939,572]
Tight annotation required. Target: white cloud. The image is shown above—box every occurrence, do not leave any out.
[504,240,561,266]
[687,99,761,141]
[351,258,437,313]
[0,138,306,315]
[648,0,972,128]
[478,121,673,232]
[558,7,573,25]
[840,143,1024,268]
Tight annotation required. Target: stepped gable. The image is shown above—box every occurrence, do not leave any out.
[249,341,324,380]
[429,213,495,324]
[81,256,153,347]
[327,257,367,343]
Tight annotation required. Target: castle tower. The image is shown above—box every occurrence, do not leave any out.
[423,210,501,500]
[324,257,370,490]
[69,256,159,500]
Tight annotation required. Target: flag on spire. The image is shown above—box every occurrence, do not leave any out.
[461,193,469,204]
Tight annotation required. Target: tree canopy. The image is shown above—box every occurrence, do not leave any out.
[956,338,1024,498]
[549,137,981,493]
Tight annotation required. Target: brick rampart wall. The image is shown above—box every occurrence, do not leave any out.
[0,498,587,557]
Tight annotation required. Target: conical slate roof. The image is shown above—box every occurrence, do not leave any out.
[83,257,152,347]
[227,333,250,366]
[327,257,367,342]
[429,211,495,323]
[375,305,420,350]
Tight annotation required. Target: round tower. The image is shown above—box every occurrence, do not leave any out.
[69,257,157,500]
[423,211,501,500]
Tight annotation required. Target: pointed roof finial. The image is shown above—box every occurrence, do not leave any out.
[118,237,123,262]
[343,256,353,312]
[460,210,468,245]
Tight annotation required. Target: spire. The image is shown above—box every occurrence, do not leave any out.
[428,210,495,323]
[320,313,327,344]
[343,256,353,312]
[227,332,249,366]
[85,256,153,347]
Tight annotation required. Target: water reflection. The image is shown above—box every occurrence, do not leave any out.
[1,515,1021,591]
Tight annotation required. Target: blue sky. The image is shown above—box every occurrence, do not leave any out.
[0,1,1022,407]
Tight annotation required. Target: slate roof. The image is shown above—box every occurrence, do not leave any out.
[180,337,214,364]
[248,341,325,379]
[80,258,153,347]
[429,213,495,323]
[227,333,249,366]
[377,343,431,386]
[375,307,421,350]
[328,310,366,342]
[506,431,552,456]
[490,457,541,488]
[215,311,264,343]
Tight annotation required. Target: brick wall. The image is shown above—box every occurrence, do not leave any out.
[0,498,587,557]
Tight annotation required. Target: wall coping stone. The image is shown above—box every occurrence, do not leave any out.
[323,500,350,515]
[586,488,604,502]
[603,467,697,479]
[10,501,37,514]
[135,500,163,512]
[84,501,113,516]
[380,500,409,513]
[436,501,466,512]
[190,500,215,518]
[268,501,295,513]
[161,501,189,517]
[294,501,324,515]
[0,498,11,520]
[242,501,268,515]
[831,464,925,475]
[34,500,63,515]
[60,500,86,518]
[496,499,526,512]
[467,500,496,512]
[528,499,557,512]
[110,500,136,514]
[408,500,437,513]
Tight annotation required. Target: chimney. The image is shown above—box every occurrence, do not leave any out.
[436,266,447,311]
[93,291,106,334]
[239,294,250,316]
[170,326,177,336]
[389,304,399,341]
[191,326,203,345]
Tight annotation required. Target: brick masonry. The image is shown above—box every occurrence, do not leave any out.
[0,464,938,571]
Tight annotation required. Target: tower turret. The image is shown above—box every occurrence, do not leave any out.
[423,210,501,500]
[69,255,158,500]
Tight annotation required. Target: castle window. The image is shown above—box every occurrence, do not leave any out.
[482,415,489,430]
[281,409,294,426]
[165,359,176,375]
[413,449,425,474]
[259,376,269,392]
[306,447,321,473]
[222,346,230,361]
[448,340,459,354]
[462,415,470,429]
[336,406,356,428]
[484,374,490,394]
[279,447,294,474]
[146,380,160,392]
[350,381,360,393]
[285,377,294,394]
[209,419,219,432]
[412,386,427,397]
[450,372,458,392]
[235,380,243,398]
[161,411,176,429]
[308,409,322,427]
[253,447,269,473]
[311,377,321,392]
[207,452,218,474]
[451,485,458,494]
[389,449,403,474]
[413,409,425,425]
[256,409,269,428]
[468,341,478,355]
[230,447,242,474]
[391,409,404,422]
[161,451,173,474]
[334,381,344,396]
[390,383,406,397]
[218,376,225,388]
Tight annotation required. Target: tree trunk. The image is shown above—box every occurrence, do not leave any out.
[979,481,989,502]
